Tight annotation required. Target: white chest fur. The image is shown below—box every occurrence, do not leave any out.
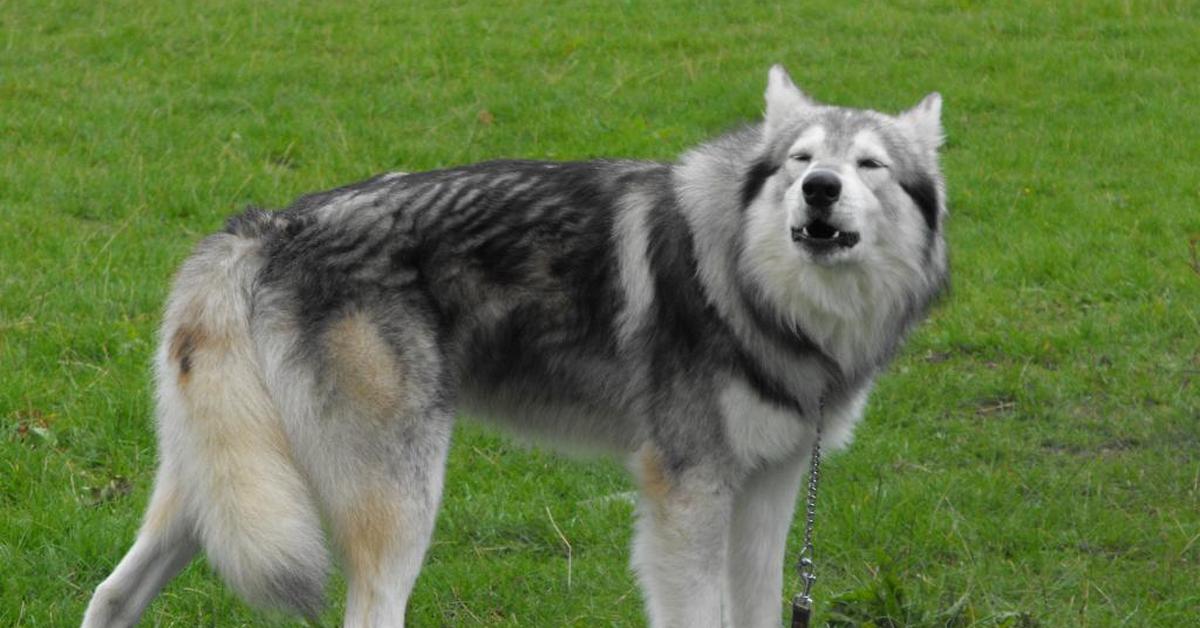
[719,379,871,468]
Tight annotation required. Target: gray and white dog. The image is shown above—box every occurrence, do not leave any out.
[84,66,948,627]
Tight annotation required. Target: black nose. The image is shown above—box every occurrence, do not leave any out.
[802,171,842,207]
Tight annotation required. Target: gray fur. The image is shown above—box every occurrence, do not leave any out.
[85,66,948,628]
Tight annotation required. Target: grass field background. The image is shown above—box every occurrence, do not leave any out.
[3,1,1199,625]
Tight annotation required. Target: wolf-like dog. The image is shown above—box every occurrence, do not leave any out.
[83,66,948,627]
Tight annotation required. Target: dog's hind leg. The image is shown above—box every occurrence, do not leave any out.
[723,452,808,628]
[631,444,733,628]
[280,309,454,627]
[82,472,198,628]
[324,412,452,628]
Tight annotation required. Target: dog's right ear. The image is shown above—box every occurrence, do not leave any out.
[765,64,813,131]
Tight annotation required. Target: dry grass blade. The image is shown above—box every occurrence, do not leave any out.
[545,506,573,591]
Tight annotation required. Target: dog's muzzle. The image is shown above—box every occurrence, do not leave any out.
[792,171,859,253]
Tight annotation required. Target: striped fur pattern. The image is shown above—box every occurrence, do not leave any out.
[84,65,948,627]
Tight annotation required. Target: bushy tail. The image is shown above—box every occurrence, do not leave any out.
[155,221,329,618]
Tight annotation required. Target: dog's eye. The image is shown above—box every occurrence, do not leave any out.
[790,153,813,163]
[858,158,886,169]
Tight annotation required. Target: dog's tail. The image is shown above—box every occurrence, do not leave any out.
[155,212,329,618]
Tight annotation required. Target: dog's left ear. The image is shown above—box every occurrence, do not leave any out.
[899,92,944,149]
[764,64,814,132]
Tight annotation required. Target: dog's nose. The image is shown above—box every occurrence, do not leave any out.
[802,171,841,207]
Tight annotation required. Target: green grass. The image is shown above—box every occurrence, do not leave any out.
[3,0,1199,625]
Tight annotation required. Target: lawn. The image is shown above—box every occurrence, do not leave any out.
[2,0,1198,625]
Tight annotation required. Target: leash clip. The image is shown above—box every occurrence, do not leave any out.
[791,593,812,628]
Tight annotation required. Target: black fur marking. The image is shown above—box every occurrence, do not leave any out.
[645,191,719,356]
[731,344,806,416]
[735,282,846,387]
[900,175,939,232]
[643,194,732,366]
[472,232,532,286]
[739,158,779,209]
[429,161,629,407]
[642,189,736,462]
[732,283,855,411]
[737,283,821,358]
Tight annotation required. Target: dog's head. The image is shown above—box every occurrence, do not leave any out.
[730,65,950,368]
[744,65,947,271]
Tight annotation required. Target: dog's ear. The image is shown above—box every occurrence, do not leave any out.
[899,92,944,149]
[764,65,813,131]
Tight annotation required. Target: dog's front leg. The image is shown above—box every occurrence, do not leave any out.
[723,451,809,628]
[631,445,733,628]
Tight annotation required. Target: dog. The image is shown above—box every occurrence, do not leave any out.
[83,65,948,627]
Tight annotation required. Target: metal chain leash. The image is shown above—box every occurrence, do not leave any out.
[790,417,823,628]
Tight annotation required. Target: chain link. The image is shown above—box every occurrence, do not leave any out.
[791,413,823,628]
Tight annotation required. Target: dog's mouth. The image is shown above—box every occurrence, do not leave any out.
[791,218,860,252]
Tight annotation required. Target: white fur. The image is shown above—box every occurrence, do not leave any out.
[165,237,331,607]
[84,233,331,627]
[636,377,871,628]
[631,456,732,628]
[719,386,868,627]
[720,379,812,467]
[765,64,814,133]
[614,190,657,347]
[899,92,945,151]
[253,301,451,627]
[724,451,809,628]
[719,376,870,465]
[743,128,939,378]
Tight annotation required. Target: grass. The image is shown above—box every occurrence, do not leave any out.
[2,0,1199,625]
